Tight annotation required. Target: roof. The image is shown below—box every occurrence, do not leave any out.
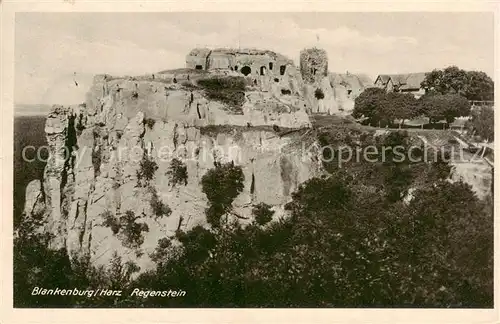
[399,72,427,90]
[375,72,428,90]
[376,75,391,84]
[187,48,212,58]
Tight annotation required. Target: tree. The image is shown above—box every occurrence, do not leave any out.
[201,162,245,226]
[421,66,494,101]
[385,91,419,120]
[353,88,418,126]
[468,106,494,142]
[464,71,494,101]
[418,93,471,123]
[353,87,387,125]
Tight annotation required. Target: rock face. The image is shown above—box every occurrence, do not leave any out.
[18,48,385,273]
[23,73,324,272]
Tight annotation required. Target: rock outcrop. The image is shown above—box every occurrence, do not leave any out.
[23,71,324,272]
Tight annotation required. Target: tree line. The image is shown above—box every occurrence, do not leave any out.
[353,66,494,129]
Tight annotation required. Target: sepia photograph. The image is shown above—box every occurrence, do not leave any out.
[7,9,496,312]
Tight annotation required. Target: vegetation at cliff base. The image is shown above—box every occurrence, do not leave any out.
[252,202,274,226]
[201,162,245,227]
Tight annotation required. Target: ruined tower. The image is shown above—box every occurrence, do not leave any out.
[300,47,328,83]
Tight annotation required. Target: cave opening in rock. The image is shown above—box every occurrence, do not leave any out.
[241,66,251,76]
[260,66,266,76]
[281,89,291,95]
[234,66,238,71]
[274,78,279,83]
[269,62,273,70]
[280,65,286,75]
[195,65,203,70]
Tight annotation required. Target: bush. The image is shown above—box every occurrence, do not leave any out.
[144,117,156,130]
[150,237,173,265]
[197,76,246,114]
[101,210,121,234]
[252,203,274,225]
[167,158,188,186]
[137,155,158,183]
[149,187,172,219]
[119,210,149,249]
[314,88,325,100]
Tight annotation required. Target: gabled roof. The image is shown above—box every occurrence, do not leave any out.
[376,75,392,84]
[399,72,427,90]
[375,72,428,90]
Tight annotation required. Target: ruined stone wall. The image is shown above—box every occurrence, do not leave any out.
[300,48,328,83]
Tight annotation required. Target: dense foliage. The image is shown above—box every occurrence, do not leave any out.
[418,93,471,123]
[421,66,494,101]
[201,162,245,227]
[468,106,494,142]
[353,87,471,125]
[252,203,275,225]
[352,88,419,126]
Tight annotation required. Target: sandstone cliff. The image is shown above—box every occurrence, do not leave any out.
[22,72,324,272]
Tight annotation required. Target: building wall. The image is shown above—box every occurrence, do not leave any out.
[186,56,209,70]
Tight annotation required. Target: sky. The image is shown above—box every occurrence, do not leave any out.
[15,12,495,106]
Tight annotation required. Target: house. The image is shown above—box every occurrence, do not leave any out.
[374,72,428,98]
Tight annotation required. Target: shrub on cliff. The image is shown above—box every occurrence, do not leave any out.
[101,210,121,234]
[314,88,325,100]
[201,162,245,227]
[197,76,246,114]
[167,158,188,186]
[149,187,172,220]
[119,210,149,249]
[137,154,158,184]
[144,117,156,130]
